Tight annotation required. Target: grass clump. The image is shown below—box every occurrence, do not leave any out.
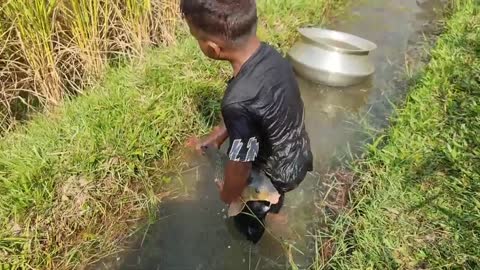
[0,0,346,269]
[322,0,480,268]
[0,42,222,270]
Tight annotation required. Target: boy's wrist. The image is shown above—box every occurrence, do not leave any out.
[205,125,227,149]
[201,136,219,149]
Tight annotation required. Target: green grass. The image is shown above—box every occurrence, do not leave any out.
[320,1,480,269]
[0,1,346,269]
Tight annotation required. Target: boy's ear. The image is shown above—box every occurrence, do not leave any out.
[205,40,222,59]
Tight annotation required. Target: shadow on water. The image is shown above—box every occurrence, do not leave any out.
[93,0,447,269]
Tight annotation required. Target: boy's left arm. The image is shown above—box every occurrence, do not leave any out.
[218,160,251,204]
[220,103,260,204]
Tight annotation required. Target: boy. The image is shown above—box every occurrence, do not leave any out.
[182,0,313,236]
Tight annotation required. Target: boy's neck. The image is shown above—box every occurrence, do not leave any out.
[229,37,261,77]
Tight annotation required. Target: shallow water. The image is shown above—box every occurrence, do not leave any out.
[95,0,446,269]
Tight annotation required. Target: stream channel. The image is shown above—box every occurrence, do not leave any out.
[95,0,446,269]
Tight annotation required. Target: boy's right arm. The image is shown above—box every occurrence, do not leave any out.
[187,123,228,154]
[203,124,228,149]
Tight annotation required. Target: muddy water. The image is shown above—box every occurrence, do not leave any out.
[99,1,445,269]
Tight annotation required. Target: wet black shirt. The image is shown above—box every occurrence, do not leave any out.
[222,42,313,193]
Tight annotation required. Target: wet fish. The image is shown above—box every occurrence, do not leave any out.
[202,145,281,217]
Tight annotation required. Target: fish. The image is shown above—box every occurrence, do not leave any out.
[202,145,281,217]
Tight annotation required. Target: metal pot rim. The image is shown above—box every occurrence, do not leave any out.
[298,27,377,55]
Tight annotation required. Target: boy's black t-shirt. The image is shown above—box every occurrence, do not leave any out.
[221,42,313,193]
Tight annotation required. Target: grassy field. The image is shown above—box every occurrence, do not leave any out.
[0,0,346,269]
[320,0,480,269]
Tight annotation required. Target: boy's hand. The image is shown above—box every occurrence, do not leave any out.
[186,136,218,155]
[186,125,228,155]
[186,136,207,155]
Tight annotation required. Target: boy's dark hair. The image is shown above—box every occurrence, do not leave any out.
[180,0,257,44]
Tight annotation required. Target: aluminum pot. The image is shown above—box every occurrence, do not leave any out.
[287,27,377,87]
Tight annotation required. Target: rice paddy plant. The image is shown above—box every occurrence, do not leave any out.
[3,0,62,106]
[0,0,181,132]
[0,9,34,132]
[0,22,12,130]
[60,0,111,86]
[112,0,152,56]
[150,0,179,45]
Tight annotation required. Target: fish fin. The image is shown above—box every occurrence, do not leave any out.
[228,200,245,217]
[268,192,281,205]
